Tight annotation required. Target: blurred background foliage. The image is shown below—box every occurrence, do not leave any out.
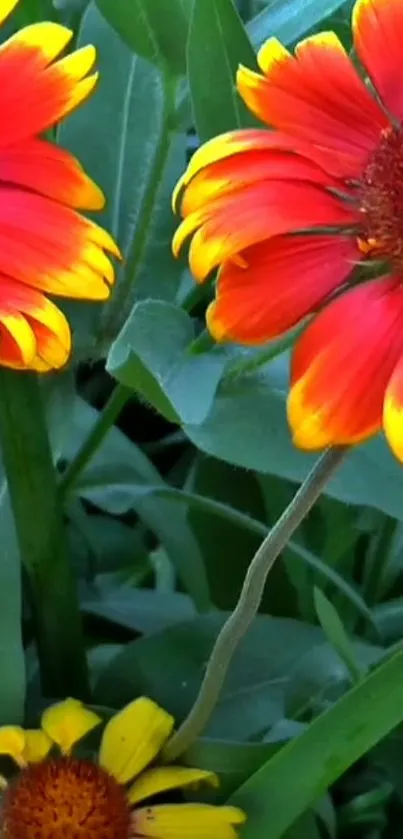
[3,0,403,837]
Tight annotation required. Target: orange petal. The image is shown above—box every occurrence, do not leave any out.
[181,149,339,217]
[383,354,403,461]
[173,128,335,211]
[174,180,357,282]
[287,276,403,449]
[207,234,359,344]
[0,138,104,210]
[0,24,96,144]
[0,188,118,300]
[353,0,403,119]
[237,32,388,177]
[0,277,71,371]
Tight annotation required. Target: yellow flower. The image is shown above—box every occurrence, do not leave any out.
[0,697,245,839]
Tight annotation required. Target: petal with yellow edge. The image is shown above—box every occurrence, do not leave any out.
[288,277,403,450]
[23,730,53,763]
[0,726,26,766]
[133,804,246,839]
[236,32,387,177]
[353,0,403,120]
[0,0,19,26]
[0,138,104,211]
[99,697,174,785]
[383,354,403,462]
[0,28,95,145]
[128,767,219,805]
[41,698,101,755]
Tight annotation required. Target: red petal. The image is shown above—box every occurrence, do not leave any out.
[288,277,403,448]
[0,23,97,144]
[174,180,357,282]
[181,149,339,216]
[353,0,403,119]
[0,187,118,300]
[237,32,388,177]
[0,139,104,210]
[207,234,359,343]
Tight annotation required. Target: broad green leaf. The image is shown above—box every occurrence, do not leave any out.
[95,613,337,740]
[184,353,403,521]
[59,4,183,353]
[247,0,353,49]
[82,582,195,634]
[183,739,275,798]
[107,300,228,424]
[95,0,191,75]
[187,0,258,140]
[314,588,365,684]
[231,650,403,839]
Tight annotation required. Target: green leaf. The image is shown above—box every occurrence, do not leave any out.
[59,4,182,352]
[247,0,353,49]
[94,613,330,739]
[314,588,365,684]
[184,353,403,521]
[63,398,210,611]
[95,0,191,75]
[187,0,258,140]
[107,300,228,424]
[82,582,195,634]
[231,649,403,839]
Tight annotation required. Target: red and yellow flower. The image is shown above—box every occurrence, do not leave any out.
[0,696,245,839]
[173,0,403,461]
[0,0,119,372]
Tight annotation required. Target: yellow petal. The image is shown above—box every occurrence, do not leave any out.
[23,730,53,763]
[99,697,174,784]
[41,698,101,755]
[0,726,26,766]
[0,0,19,26]
[128,767,219,805]
[133,804,246,839]
[2,22,72,64]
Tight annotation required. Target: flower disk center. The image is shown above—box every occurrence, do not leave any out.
[359,125,403,261]
[1,757,132,839]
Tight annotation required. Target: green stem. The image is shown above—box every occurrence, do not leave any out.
[162,447,346,761]
[60,383,130,496]
[99,73,175,347]
[0,370,89,699]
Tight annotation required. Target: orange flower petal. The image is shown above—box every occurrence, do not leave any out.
[207,234,359,344]
[0,188,118,300]
[237,32,388,177]
[180,149,339,217]
[0,139,104,210]
[383,353,403,461]
[173,128,335,210]
[0,277,71,371]
[353,0,403,119]
[174,180,357,282]
[0,24,96,144]
[287,277,403,449]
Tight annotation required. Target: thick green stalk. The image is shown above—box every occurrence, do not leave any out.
[0,370,89,699]
[163,447,346,761]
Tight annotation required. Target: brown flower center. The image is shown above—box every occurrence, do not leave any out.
[359,125,403,261]
[1,757,132,839]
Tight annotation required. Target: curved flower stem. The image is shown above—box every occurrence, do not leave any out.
[0,370,89,700]
[60,383,131,497]
[162,446,347,761]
